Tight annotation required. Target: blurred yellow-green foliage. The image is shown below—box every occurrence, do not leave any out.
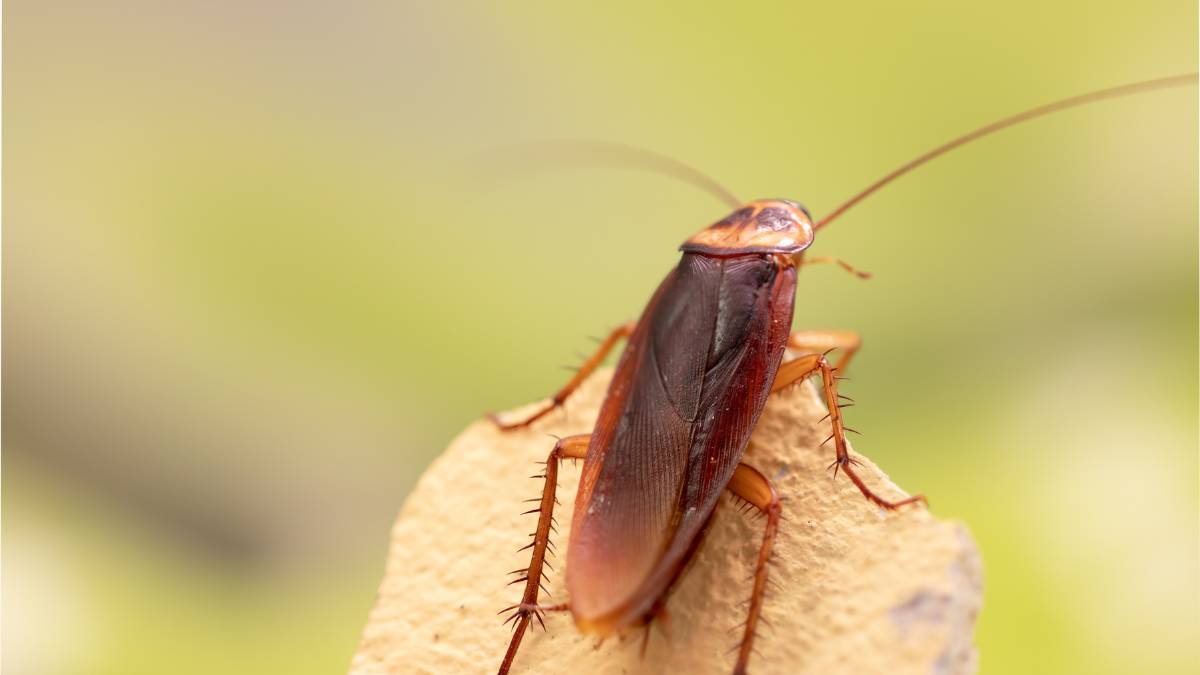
[3,2,1196,674]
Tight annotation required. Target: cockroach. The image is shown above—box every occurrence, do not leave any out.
[488,73,1196,674]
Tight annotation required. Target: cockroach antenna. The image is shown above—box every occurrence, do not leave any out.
[477,138,741,208]
[815,73,1198,230]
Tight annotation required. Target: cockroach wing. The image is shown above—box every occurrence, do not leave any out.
[566,252,796,634]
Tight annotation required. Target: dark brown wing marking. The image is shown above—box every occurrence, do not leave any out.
[648,253,722,422]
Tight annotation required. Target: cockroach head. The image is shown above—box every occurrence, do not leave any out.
[681,199,815,256]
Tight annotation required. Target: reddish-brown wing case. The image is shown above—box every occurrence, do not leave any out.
[566,251,797,633]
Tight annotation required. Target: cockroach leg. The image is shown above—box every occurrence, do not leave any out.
[497,601,569,617]
[725,462,782,675]
[770,354,925,510]
[489,321,635,431]
[797,255,873,280]
[498,434,589,675]
[786,329,862,372]
[769,353,824,395]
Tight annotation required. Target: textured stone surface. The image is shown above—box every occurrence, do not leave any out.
[351,368,982,675]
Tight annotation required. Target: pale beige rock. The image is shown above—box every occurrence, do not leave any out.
[351,368,982,675]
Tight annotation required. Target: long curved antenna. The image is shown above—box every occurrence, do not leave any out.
[816,73,1198,230]
[474,139,741,209]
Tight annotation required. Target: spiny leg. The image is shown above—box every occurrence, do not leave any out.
[498,434,589,675]
[490,321,635,430]
[497,602,570,625]
[786,329,862,372]
[726,462,782,675]
[771,353,925,510]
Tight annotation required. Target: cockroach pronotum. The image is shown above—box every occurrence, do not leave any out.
[487,73,1196,674]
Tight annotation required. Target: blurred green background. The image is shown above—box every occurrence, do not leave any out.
[3,1,1196,673]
